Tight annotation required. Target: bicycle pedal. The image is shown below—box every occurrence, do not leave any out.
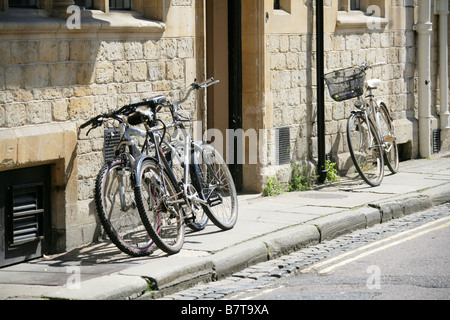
[207,194,223,207]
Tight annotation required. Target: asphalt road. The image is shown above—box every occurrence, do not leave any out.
[165,202,450,301]
[227,204,450,300]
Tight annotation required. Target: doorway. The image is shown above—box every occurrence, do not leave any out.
[206,0,243,192]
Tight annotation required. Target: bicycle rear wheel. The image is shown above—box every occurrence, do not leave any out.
[193,143,238,230]
[134,159,185,255]
[378,102,399,174]
[347,113,384,187]
[95,161,155,256]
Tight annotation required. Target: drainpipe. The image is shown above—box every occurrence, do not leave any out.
[435,0,450,143]
[316,0,327,183]
[414,0,433,158]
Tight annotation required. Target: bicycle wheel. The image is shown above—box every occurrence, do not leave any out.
[347,113,384,187]
[193,143,238,230]
[95,161,155,256]
[378,102,399,174]
[170,141,208,232]
[134,159,185,255]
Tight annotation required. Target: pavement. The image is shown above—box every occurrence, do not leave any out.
[0,156,449,300]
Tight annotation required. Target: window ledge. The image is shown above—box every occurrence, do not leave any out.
[273,9,290,16]
[0,8,166,35]
[337,10,388,29]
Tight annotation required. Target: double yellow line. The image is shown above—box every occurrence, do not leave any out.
[301,216,450,275]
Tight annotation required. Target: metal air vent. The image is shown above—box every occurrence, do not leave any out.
[10,184,44,246]
[104,127,121,163]
[433,129,441,153]
[276,127,291,165]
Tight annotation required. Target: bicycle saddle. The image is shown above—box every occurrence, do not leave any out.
[145,95,167,107]
[366,79,381,90]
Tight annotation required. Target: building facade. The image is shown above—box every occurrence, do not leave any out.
[0,0,448,264]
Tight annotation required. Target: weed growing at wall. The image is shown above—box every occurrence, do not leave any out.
[263,161,340,197]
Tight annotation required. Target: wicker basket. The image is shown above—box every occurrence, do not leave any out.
[324,67,365,102]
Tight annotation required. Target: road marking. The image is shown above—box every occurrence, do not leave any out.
[241,287,282,301]
[301,216,450,275]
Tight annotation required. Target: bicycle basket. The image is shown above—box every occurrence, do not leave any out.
[104,127,121,163]
[324,67,365,102]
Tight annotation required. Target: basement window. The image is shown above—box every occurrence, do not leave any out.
[0,165,51,267]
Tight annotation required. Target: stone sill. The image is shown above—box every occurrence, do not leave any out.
[0,8,166,37]
[337,10,388,30]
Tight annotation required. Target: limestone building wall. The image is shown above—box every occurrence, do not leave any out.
[0,0,203,251]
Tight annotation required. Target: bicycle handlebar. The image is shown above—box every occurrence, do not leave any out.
[80,99,162,131]
[361,62,386,71]
[80,78,220,134]
[177,77,220,105]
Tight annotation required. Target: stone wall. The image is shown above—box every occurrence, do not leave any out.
[0,4,200,251]
[262,0,443,184]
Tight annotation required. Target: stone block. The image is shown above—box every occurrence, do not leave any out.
[5,66,24,89]
[95,62,114,84]
[39,41,59,63]
[0,129,18,169]
[130,61,148,81]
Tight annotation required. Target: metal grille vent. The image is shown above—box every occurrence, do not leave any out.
[433,129,441,153]
[104,128,121,163]
[276,127,291,165]
[10,185,44,246]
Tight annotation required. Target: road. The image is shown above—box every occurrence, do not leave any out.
[165,203,450,301]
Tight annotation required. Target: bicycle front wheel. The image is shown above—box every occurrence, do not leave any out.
[171,141,208,232]
[378,102,399,174]
[193,143,238,230]
[347,113,384,187]
[134,159,185,255]
[95,161,155,256]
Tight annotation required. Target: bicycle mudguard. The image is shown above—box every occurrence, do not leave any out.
[133,156,159,187]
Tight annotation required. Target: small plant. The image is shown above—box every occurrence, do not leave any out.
[325,160,340,182]
[263,160,340,197]
[263,176,285,197]
[288,162,316,192]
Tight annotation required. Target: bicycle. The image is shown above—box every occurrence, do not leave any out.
[80,101,161,256]
[127,78,238,254]
[80,96,211,256]
[325,62,399,187]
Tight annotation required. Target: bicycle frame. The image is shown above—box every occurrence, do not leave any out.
[144,121,209,209]
[355,85,394,156]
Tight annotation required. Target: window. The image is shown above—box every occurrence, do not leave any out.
[273,0,291,13]
[350,0,360,10]
[337,0,388,30]
[8,0,37,7]
[274,0,280,10]
[74,0,93,9]
[110,0,131,10]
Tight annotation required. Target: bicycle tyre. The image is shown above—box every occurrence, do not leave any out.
[192,143,238,230]
[95,161,156,256]
[134,159,185,255]
[347,113,384,187]
[378,102,399,174]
